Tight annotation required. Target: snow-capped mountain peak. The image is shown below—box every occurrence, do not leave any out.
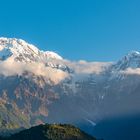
[111,50,140,71]
[0,37,73,75]
[0,37,63,62]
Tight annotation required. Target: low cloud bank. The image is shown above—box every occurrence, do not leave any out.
[0,58,111,84]
[121,68,140,75]
[65,60,110,74]
[0,58,68,84]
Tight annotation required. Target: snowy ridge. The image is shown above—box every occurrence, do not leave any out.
[44,51,63,60]
[106,51,140,80]
[111,51,140,72]
[0,37,63,62]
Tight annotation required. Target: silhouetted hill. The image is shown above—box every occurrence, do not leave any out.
[0,124,96,140]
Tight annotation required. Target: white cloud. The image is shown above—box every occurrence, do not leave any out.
[0,58,68,84]
[121,68,140,75]
[64,60,110,74]
[0,57,111,84]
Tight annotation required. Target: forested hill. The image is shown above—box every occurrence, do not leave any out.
[0,124,97,140]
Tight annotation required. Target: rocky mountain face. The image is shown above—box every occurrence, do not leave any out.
[0,38,140,139]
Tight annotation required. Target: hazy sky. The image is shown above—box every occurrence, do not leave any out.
[0,0,140,61]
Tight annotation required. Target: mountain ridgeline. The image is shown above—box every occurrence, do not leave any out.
[0,124,96,140]
[0,38,140,139]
